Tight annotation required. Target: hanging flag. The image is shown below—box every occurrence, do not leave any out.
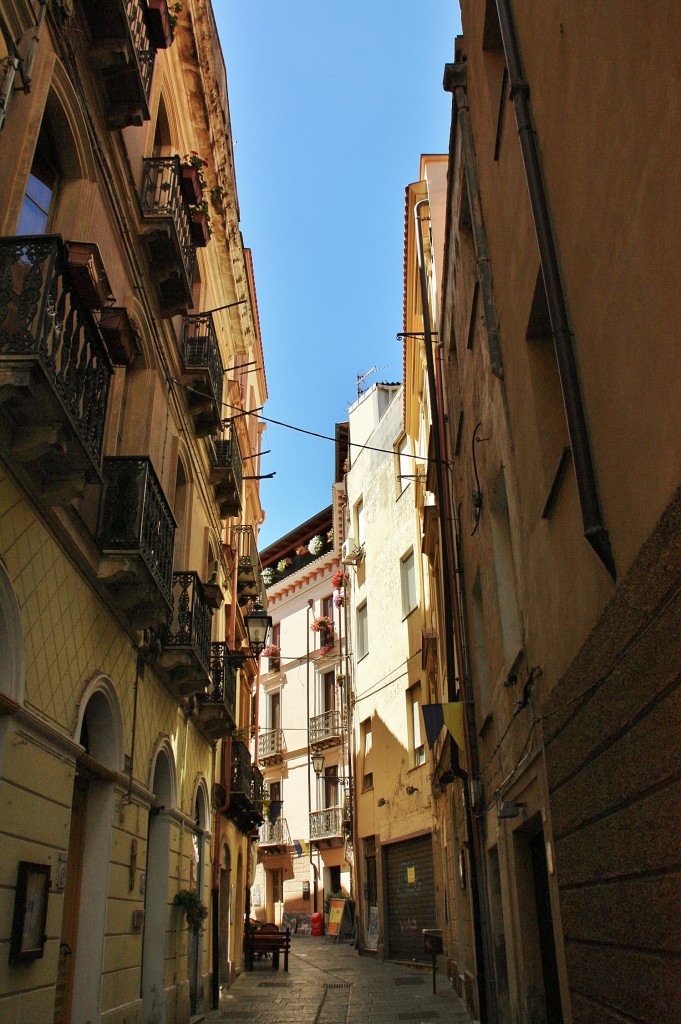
[293,839,309,857]
[422,703,445,749]
[268,800,283,825]
[442,702,465,752]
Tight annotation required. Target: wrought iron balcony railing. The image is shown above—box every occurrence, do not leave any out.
[309,709,343,747]
[161,571,212,686]
[96,457,175,628]
[81,0,155,127]
[210,431,243,519]
[207,641,237,722]
[0,235,113,499]
[230,739,252,796]
[252,765,264,806]
[258,728,284,763]
[233,524,264,604]
[260,817,291,848]
[139,157,196,314]
[181,314,224,436]
[309,806,344,842]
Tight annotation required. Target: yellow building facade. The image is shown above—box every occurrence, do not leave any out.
[0,1,268,1021]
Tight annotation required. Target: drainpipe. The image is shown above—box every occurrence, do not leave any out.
[211,737,231,1008]
[488,1,615,578]
[415,199,489,1024]
[306,600,315,910]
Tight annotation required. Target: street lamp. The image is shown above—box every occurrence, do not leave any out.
[312,753,349,781]
[244,600,272,658]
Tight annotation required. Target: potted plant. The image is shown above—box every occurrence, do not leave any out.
[173,889,208,934]
[308,534,324,556]
[146,0,181,49]
[331,569,346,591]
[180,151,207,205]
[263,643,280,672]
[277,557,292,573]
[311,614,334,651]
[189,200,211,247]
[261,567,274,587]
[295,544,309,556]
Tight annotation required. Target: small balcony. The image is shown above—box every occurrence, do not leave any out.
[0,235,113,506]
[81,0,156,128]
[234,524,264,605]
[260,817,291,853]
[157,571,212,695]
[195,642,237,739]
[139,157,196,316]
[97,456,176,628]
[258,728,285,766]
[309,806,345,848]
[181,314,224,436]
[309,709,343,750]
[210,430,243,519]
[228,740,264,833]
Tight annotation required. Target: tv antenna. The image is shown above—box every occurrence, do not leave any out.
[356,365,387,398]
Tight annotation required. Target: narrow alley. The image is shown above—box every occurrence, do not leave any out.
[208,936,474,1024]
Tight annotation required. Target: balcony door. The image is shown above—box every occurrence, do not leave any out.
[324,765,339,809]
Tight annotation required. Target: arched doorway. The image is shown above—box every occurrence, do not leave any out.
[55,679,122,1024]
[218,841,231,988]
[235,849,244,971]
[189,782,210,1014]
[142,743,176,1023]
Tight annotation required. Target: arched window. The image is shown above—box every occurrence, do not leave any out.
[17,117,61,234]
[173,456,190,569]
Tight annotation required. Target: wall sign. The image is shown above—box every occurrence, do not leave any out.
[9,862,51,963]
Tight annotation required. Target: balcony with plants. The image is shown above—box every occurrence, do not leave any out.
[0,235,114,507]
[180,313,223,437]
[195,642,237,739]
[210,427,243,519]
[258,727,285,766]
[96,456,176,629]
[139,156,197,316]
[157,571,212,696]
[80,0,159,128]
[261,527,335,590]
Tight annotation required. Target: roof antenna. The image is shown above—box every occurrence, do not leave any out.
[356,365,387,398]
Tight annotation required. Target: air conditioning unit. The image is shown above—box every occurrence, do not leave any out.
[342,537,361,565]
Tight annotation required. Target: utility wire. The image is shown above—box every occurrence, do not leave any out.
[171,378,451,466]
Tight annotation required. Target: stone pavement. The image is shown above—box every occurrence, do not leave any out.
[206,936,475,1024]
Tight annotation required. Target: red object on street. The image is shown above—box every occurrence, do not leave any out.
[311,912,323,936]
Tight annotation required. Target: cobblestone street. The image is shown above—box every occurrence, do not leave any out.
[207,937,474,1024]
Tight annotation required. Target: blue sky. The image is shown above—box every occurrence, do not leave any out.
[215,4,461,547]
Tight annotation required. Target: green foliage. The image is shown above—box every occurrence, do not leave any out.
[173,889,208,934]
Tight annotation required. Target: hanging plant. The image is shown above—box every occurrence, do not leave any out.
[262,567,274,586]
[331,569,346,591]
[333,590,343,608]
[327,529,334,544]
[173,889,209,935]
[295,544,309,556]
[277,557,292,573]
[310,615,334,635]
[309,534,324,556]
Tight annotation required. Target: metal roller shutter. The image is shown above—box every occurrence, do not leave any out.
[384,834,436,961]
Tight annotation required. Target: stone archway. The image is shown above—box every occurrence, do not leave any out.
[189,780,210,1014]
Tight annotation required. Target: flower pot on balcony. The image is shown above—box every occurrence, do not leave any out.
[190,208,210,247]
[180,164,203,205]
[95,307,139,366]
[65,241,114,309]
[146,0,174,49]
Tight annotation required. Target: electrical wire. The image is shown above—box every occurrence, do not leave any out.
[172,378,452,467]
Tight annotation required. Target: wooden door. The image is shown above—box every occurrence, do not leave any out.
[53,779,87,1024]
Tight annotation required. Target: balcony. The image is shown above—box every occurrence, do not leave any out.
[0,235,113,506]
[260,817,291,853]
[195,643,237,739]
[210,431,242,519]
[157,571,212,695]
[258,728,285,766]
[309,806,345,848]
[139,157,196,316]
[309,709,343,750]
[97,456,176,628]
[81,0,156,128]
[233,524,264,605]
[228,740,264,833]
[181,314,224,436]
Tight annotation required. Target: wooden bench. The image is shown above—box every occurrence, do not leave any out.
[245,926,291,972]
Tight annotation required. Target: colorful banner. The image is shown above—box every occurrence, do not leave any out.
[422,702,465,751]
